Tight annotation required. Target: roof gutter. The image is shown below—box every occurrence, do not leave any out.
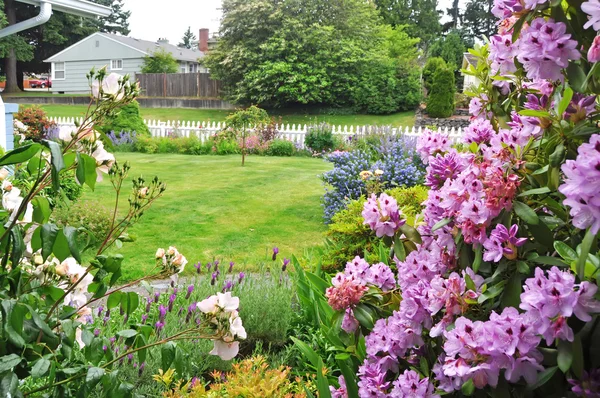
[0,1,52,39]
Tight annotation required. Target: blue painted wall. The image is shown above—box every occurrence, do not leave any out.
[5,103,18,151]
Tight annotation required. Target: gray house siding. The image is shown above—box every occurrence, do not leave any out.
[52,58,144,94]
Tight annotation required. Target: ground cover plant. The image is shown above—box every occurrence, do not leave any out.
[76,153,331,281]
[290,1,600,396]
[35,104,416,127]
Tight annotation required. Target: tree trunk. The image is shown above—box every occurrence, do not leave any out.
[4,0,22,93]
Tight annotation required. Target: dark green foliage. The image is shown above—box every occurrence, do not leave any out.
[305,123,335,153]
[54,200,113,248]
[422,57,447,92]
[321,186,428,272]
[43,170,83,207]
[462,0,495,43]
[396,61,423,111]
[426,67,456,118]
[352,56,403,115]
[267,139,295,157]
[178,26,197,49]
[428,30,468,70]
[101,101,150,136]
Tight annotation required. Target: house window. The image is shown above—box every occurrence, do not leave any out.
[111,59,123,70]
[53,62,65,80]
[180,63,187,73]
[189,63,194,73]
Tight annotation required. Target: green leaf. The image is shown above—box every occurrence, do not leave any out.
[571,335,584,379]
[478,281,507,304]
[513,201,539,225]
[76,153,98,191]
[577,229,595,280]
[86,366,105,387]
[337,360,359,398]
[399,224,422,245]
[25,304,56,338]
[531,256,569,267]
[41,140,65,192]
[291,337,319,368]
[41,223,59,261]
[63,226,81,263]
[353,304,375,330]
[554,241,577,262]
[32,358,51,378]
[432,218,451,232]
[461,379,475,396]
[528,366,558,390]
[472,245,482,273]
[0,371,19,397]
[52,229,70,262]
[519,109,551,118]
[549,144,566,168]
[0,354,21,373]
[518,187,551,197]
[501,274,522,309]
[558,87,574,116]
[464,272,476,291]
[393,234,406,261]
[557,340,573,373]
[161,341,176,370]
[117,329,138,339]
[10,227,24,268]
[32,197,51,224]
[0,143,41,166]
[107,291,123,309]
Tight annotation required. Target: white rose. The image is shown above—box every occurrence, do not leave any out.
[167,246,177,256]
[92,73,124,100]
[2,179,13,192]
[58,125,76,142]
[209,340,239,361]
[0,168,9,181]
[156,248,165,259]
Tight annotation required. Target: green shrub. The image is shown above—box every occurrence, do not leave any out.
[42,170,83,207]
[101,100,150,136]
[134,135,159,153]
[305,123,335,152]
[396,61,423,111]
[267,139,295,156]
[215,139,240,155]
[455,92,470,108]
[426,67,456,118]
[422,57,447,93]
[54,200,113,248]
[321,186,429,272]
[14,105,56,140]
[353,56,402,115]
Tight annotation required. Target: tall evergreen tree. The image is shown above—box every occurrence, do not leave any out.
[444,0,461,32]
[373,0,441,50]
[178,26,197,49]
[462,0,495,42]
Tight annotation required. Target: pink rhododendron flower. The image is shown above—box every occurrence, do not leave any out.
[583,0,600,30]
[362,193,405,237]
[483,224,528,262]
[416,129,451,163]
[589,35,600,62]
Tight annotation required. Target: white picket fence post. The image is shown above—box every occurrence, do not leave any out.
[49,117,465,148]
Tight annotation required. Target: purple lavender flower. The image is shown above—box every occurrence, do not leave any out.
[229,261,234,272]
[127,353,134,364]
[282,258,290,271]
[139,362,146,376]
[158,304,167,322]
[211,272,217,286]
[154,292,160,303]
[155,321,164,334]
[206,262,212,271]
[102,345,107,352]
[194,262,202,274]
[172,287,178,295]
[97,306,104,318]
[145,297,152,313]
[186,303,197,323]
[168,294,176,312]
[272,247,279,261]
[109,337,116,346]
[186,284,194,299]
[222,279,233,293]
[141,314,148,324]
[238,272,245,284]
[94,328,100,337]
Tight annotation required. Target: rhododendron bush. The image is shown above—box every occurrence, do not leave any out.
[293,1,600,397]
[0,69,244,397]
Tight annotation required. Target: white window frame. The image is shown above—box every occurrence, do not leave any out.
[180,62,187,73]
[52,62,65,80]
[110,59,123,71]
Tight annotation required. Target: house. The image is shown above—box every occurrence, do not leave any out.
[44,32,207,94]
[461,53,481,92]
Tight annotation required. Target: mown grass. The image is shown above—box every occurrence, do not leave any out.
[80,153,330,281]
[34,103,416,127]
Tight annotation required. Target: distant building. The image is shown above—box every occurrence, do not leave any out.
[461,53,481,92]
[44,32,207,94]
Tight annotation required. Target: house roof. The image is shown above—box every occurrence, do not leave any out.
[45,32,204,63]
[101,33,205,62]
[463,53,478,67]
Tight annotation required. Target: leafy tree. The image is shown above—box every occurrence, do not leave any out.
[382,24,420,62]
[428,30,467,70]
[462,0,496,42]
[141,48,179,74]
[178,26,197,49]
[422,57,447,92]
[426,67,455,118]
[373,0,441,50]
[444,0,461,32]
[90,0,131,36]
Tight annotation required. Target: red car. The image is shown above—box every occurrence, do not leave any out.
[29,77,52,88]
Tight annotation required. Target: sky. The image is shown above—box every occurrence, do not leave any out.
[124,0,464,45]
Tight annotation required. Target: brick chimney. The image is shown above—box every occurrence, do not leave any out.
[199,28,209,52]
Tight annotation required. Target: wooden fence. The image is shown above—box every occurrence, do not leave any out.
[135,73,222,98]
[51,117,465,149]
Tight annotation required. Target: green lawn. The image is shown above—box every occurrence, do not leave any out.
[35,104,415,127]
[81,153,331,281]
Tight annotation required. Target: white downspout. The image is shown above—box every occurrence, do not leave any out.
[0,1,53,39]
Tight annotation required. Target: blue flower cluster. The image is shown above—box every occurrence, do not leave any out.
[321,137,425,223]
[107,130,137,146]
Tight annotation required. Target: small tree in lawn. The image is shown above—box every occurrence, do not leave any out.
[426,67,455,118]
[141,48,179,73]
[225,106,270,166]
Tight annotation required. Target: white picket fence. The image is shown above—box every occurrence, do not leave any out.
[50,117,465,148]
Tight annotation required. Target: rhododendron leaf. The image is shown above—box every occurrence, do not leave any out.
[378,243,388,265]
[0,143,41,166]
[558,87,574,116]
[513,201,539,225]
[531,256,569,267]
[566,63,587,93]
[558,340,574,373]
[501,274,522,309]
[464,273,476,292]
[478,281,507,304]
[572,335,584,379]
[337,359,359,397]
[528,366,558,390]
[517,261,530,274]
[541,197,568,221]
[399,224,422,245]
[353,304,375,330]
[554,241,578,262]
[106,291,123,309]
[393,235,406,261]
[472,245,482,273]
[518,187,551,197]
[578,229,596,277]
[532,164,549,175]
[461,379,475,396]
[529,222,554,249]
[419,357,429,377]
[519,109,552,118]
[549,144,566,168]
[431,218,451,232]
[161,342,176,371]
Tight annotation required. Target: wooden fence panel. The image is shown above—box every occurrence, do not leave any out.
[135,73,222,98]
